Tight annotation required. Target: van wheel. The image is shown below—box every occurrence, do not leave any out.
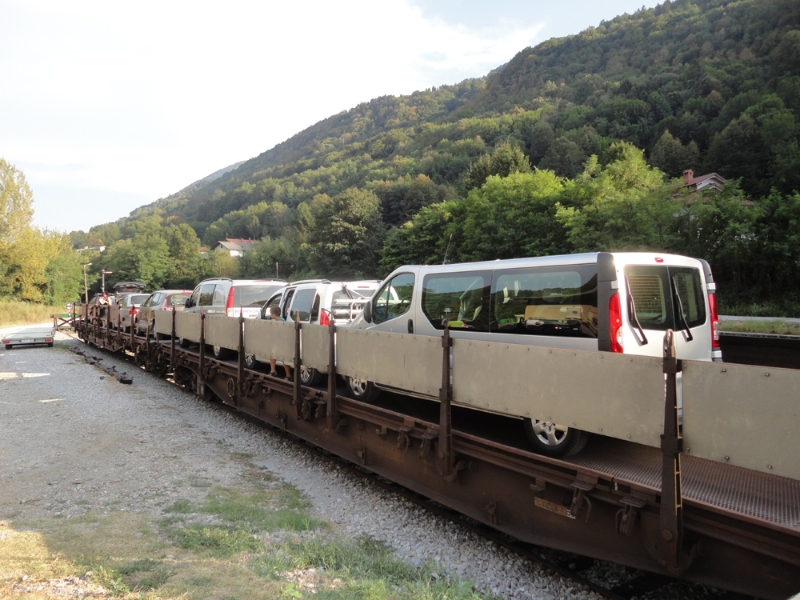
[179,337,190,348]
[5,344,12,350]
[244,354,257,369]
[300,366,322,386]
[346,376,379,403]
[48,342,54,347]
[212,345,231,360]
[523,418,588,458]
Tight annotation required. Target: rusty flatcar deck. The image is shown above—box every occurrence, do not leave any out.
[567,437,800,532]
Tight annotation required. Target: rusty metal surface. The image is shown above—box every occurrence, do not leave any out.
[452,339,665,448]
[205,315,239,350]
[70,314,800,598]
[301,324,330,373]
[337,328,441,397]
[565,437,800,531]
[243,319,295,367]
[681,360,800,481]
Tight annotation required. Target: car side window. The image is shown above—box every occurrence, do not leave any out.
[213,285,226,306]
[290,289,316,322]
[199,284,215,306]
[372,273,414,325]
[282,289,295,320]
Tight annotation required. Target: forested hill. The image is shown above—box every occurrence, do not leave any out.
[68,0,800,314]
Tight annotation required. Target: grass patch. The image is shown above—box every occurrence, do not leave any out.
[252,535,490,599]
[0,300,63,328]
[175,525,263,557]
[1,457,492,599]
[719,319,800,335]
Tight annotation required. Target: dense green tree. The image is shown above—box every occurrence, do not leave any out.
[464,141,532,192]
[555,143,674,252]
[165,223,204,288]
[0,158,34,246]
[379,201,458,274]
[539,137,586,179]
[459,170,566,261]
[308,188,384,278]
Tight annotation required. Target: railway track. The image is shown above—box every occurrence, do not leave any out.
[63,312,800,599]
[67,337,750,600]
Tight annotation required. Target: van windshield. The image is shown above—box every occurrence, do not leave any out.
[625,265,706,331]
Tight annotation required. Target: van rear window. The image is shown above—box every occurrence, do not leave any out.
[232,284,284,308]
[625,266,706,330]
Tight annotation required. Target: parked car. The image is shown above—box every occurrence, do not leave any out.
[114,293,150,332]
[2,325,55,349]
[182,278,286,357]
[254,279,380,382]
[134,290,192,337]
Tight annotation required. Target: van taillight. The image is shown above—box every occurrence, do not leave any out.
[708,291,720,349]
[319,310,330,326]
[609,292,623,353]
[226,288,235,317]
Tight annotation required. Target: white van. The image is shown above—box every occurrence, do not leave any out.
[347,252,720,456]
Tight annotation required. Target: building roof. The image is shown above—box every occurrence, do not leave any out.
[211,238,256,253]
[683,169,726,193]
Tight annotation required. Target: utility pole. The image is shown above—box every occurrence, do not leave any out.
[83,263,92,304]
[101,270,113,293]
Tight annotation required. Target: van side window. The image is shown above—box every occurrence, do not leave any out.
[491,265,598,338]
[373,273,414,325]
[421,271,490,331]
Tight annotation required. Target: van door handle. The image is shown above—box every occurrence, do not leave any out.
[407,319,414,334]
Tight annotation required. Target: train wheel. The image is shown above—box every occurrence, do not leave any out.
[523,418,588,458]
[346,376,379,403]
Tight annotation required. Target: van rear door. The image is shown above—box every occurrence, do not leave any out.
[621,263,712,361]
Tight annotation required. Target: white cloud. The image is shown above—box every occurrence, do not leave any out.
[1,0,545,231]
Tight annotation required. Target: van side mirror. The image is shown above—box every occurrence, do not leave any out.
[185,298,192,308]
[363,300,373,323]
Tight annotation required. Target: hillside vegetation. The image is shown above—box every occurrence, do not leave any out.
[68,0,800,314]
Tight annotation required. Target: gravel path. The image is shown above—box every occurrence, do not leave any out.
[0,327,609,599]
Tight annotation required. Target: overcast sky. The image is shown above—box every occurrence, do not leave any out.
[1,0,660,233]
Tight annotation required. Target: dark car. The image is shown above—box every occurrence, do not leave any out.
[135,290,192,337]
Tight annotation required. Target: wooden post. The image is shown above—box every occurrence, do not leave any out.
[293,318,301,418]
[170,308,176,371]
[198,310,206,396]
[660,329,688,575]
[237,312,245,404]
[438,326,453,480]
[326,321,337,428]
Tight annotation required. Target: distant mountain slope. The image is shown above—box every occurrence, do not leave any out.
[94,0,800,241]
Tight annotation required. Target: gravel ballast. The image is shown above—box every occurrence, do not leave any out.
[1,327,719,599]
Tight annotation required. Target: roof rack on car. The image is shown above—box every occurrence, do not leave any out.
[289,279,331,285]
